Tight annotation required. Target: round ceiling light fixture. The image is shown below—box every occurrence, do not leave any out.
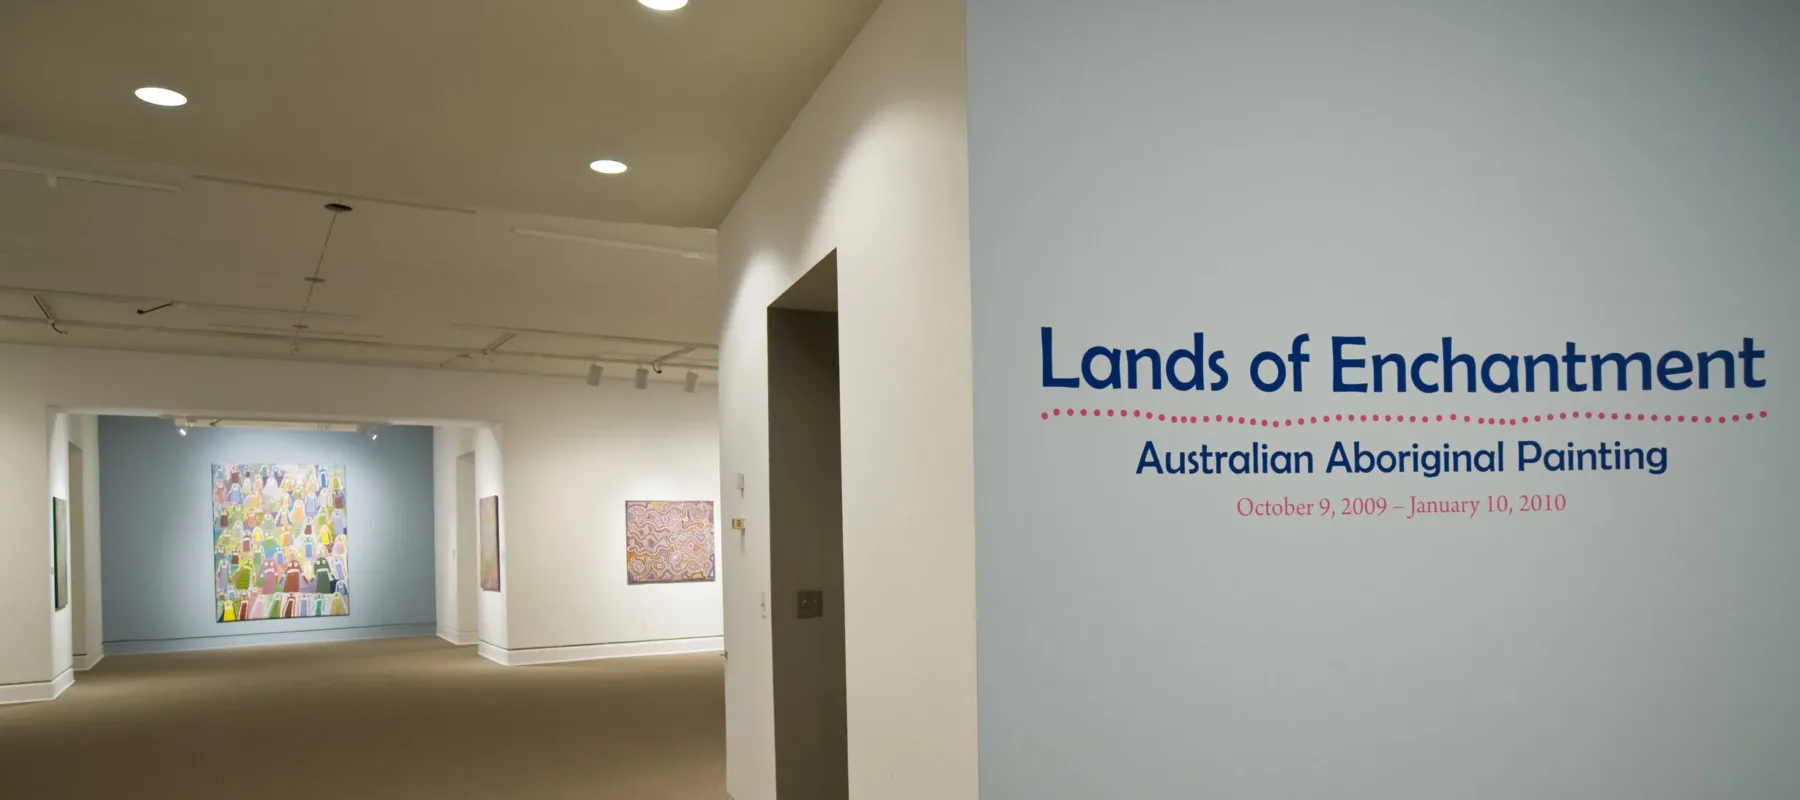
[589,159,628,175]
[134,86,188,107]
[639,0,689,10]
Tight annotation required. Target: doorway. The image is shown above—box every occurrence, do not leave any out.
[68,440,89,665]
[767,251,848,799]
[455,450,478,640]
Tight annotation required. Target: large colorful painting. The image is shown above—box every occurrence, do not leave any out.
[478,495,500,591]
[213,464,348,622]
[52,497,69,611]
[625,500,716,584]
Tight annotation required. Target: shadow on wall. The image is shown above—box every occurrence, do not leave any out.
[732,84,963,309]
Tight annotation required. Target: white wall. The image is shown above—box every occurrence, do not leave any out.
[474,425,509,653]
[715,1,976,798]
[967,2,1800,798]
[454,451,477,639]
[0,343,720,692]
[72,414,101,667]
[46,413,73,681]
[0,390,49,697]
[433,425,479,644]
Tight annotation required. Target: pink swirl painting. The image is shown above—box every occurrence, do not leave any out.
[625,500,716,584]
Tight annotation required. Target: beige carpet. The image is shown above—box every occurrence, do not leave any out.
[0,637,724,799]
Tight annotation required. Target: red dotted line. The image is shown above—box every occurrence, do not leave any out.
[1039,408,1771,427]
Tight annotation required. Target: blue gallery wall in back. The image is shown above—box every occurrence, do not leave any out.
[99,416,436,653]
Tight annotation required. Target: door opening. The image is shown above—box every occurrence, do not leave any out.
[69,441,89,662]
[455,450,478,639]
[767,251,847,799]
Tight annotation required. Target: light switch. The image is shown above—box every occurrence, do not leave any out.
[731,518,746,530]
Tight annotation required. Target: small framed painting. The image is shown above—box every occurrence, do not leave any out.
[53,497,70,611]
[479,495,501,591]
[625,500,716,584]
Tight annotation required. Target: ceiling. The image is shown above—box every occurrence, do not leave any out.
[0,134,722,384]
[0,1,883,383]
[0,0,881,229]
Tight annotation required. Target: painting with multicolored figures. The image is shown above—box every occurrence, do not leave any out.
[213,463,349,622]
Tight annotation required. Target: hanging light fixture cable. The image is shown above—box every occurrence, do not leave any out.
[291,203,352,354]
[33,295,67,334]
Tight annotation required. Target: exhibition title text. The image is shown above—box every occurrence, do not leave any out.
[1040,328,1768,393]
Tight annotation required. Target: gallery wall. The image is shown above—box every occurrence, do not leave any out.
[0,343,721,694]
[432,426,481,644]
[97,416,436,653]
[67,414,102,670]
[715,0,975,798]
[482,402,721,665]
[968,2,1799,798]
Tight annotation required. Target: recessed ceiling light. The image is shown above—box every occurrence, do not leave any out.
[639,0,688,10]
[134,87,187,107]
[589,159,628,175]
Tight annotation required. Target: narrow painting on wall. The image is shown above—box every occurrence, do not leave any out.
[52,497,69,611]
[625,500,716,584]
[478,495,501,592]
[213,464,349,623]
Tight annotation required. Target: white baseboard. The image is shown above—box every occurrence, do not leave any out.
[477,641,508,665]
[0,668,74,706]
[72,651,105,671]
[106,623,435,655]
[436,629,477,646]
[478,636,723,667]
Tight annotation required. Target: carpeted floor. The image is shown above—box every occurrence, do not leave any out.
[0,637,724,799]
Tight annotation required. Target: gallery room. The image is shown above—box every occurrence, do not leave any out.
[63,412,721,659]
[8,374,726,794]
[0,0,742,780]
[11,1,1796,800]
[9,0,954,796]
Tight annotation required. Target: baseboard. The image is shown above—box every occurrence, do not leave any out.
[436,629,477,646]
[0,668,74,706]
[105,624,436,656]
[477,641,508,665]
[477,636,724,667]
[72,651,105,671]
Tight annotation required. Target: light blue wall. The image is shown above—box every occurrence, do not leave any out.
[99,416,435,653]
[968,3,1800,798]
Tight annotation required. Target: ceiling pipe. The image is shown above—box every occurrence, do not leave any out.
[0,162,183,193]
[189,174,476,214]
[0,314,719,370]
[479,332,516,355]
[0,285,361,321]
[509,228,715,261]
[450,321,714,351]
[0,337,709,385]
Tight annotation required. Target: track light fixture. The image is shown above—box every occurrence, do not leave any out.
[634,366,650,390]
[587,363,604,386]
[684,371,698,393]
